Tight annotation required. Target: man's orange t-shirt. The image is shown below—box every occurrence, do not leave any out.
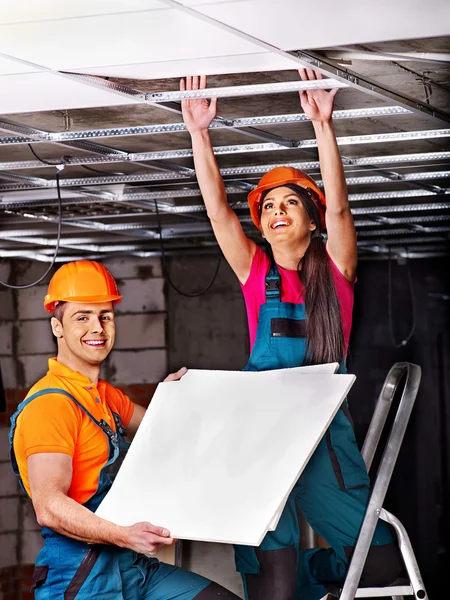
[13,358,134,505]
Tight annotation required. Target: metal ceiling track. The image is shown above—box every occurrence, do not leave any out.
[290,49,450,126]
[0,168,448,194]
[0,130,449,172]
[0,106,413,146]
[2,185,449,211]
[50,67,450,199]
[0,55,446,201]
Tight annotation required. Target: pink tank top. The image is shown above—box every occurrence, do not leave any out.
[241,246,355,355]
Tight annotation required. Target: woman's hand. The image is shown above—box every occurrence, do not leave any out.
[298,68,339,124]
[181,75,217,135]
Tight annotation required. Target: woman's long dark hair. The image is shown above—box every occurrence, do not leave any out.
[261,183,344,365]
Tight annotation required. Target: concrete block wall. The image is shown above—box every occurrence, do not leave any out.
[0,256,168,599]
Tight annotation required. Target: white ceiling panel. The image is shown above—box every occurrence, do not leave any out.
[0,55,43,75]
[0,72,141,115]
[178,0,239,5]
[96,370,355,545]
[77,51,299,79]
[0,10,264,71]
[0,0,167,24]
[180,0,450,50]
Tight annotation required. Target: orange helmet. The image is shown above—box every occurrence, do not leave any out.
[247,166,326,229]
[44,260,122,313]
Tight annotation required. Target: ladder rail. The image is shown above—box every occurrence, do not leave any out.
[339,362,422,600]
[361,362,414,472]
[380,509,428,599]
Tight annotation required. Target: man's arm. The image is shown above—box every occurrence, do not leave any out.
[28,452,173,555]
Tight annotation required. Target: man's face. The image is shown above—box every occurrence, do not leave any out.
[51,302,115,367]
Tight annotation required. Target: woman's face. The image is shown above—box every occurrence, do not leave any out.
[259,186,316,244]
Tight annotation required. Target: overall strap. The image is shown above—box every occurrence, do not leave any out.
[23,388,118,442]
[9,388,119,486]
[265,261,281,302]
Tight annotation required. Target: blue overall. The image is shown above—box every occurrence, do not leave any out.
[9,388,214,600]
[233,263,400,600]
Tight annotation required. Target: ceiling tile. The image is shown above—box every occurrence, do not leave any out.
[0,55,42,75]
[0,10,264,71]
[76,52,299,79]
[184,0,450,51]
[0,72,141,114]
[0,0,167,24]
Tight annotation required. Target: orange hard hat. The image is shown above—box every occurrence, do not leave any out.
[247,166,326,229]
[44,260,122,313]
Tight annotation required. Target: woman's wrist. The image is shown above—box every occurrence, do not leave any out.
[311,118,334,134]
[189,128,211,140]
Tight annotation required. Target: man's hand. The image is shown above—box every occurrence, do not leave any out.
[164,366,187,382]
[121,521,174,556]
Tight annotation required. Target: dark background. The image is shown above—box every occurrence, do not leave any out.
[348,257,450,597]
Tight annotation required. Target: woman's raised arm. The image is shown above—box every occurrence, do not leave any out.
[182,76,256,284]
[298,69,357,282]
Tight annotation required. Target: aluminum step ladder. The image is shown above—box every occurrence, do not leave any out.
[337,361,428,600]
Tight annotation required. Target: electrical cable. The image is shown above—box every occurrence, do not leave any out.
[27,143,64,166]
[0,146,63,289]
[153,199,222,297]
[388,248,417,348]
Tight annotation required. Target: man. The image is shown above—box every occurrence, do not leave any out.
[10,260,239,600]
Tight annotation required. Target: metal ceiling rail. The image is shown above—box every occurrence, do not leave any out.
[58,65,450,200]
[128,129,450,161]
[350,202,450,215]
[1,167,449,194]
[3,218,449,242]
[4,213,450,241]
[355,214,450,227]
[0,150,445,177]
[2,186,449,212]
[0,106,413,146]
[66,74,348,104]
[0,132,448,173]
[1,168,448,194]
[3,229,446,252]
[0,247,447,262]
[359,235,448,245]
[290,49,450,126]
[357,226,450,237]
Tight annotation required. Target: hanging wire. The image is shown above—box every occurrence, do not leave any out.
[388,248,417,348]
[0,146,63,289]
[27,143,64,166]
[153,198,222,297]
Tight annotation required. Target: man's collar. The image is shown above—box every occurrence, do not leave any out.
[47,357,96,387]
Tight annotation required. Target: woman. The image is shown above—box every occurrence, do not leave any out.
[181,70,401,600]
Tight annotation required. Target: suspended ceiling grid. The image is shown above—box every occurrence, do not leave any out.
[0,11,449,262]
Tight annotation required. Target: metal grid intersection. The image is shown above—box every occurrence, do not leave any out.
[1,65,450,261]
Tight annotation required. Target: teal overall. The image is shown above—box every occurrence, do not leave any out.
[9,389,225,600]
[233,263,401,600]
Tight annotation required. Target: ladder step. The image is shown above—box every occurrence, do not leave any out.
[355,585,413,597]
